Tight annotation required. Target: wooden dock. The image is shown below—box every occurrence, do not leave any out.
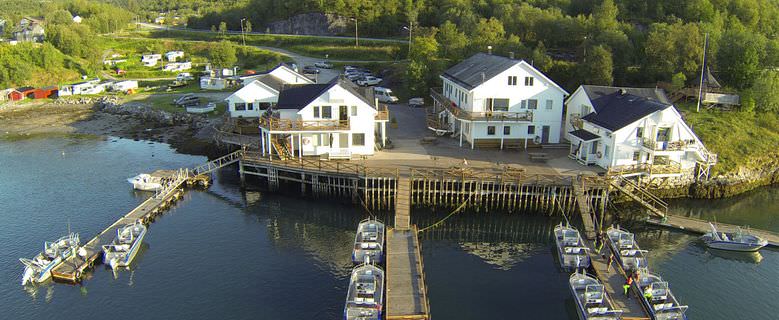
[572,178,597,240]
[386,226,430,320]
[646,215,779,247]
[589,252,650,320]
[395,175,411,230]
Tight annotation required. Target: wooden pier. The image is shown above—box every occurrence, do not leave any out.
[589,253,650,320]
[646,215,779,247]
[386,226,430,320]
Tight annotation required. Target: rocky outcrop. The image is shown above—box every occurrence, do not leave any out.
[267,13,348,36]
[691,158,779,198]
[93,99,208,129]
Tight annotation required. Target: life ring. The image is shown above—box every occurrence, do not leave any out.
[302,137,311,145]
[597,151,603,158]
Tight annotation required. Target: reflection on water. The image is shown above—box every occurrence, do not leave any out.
[459,242,540,270]
[707,248,763,264]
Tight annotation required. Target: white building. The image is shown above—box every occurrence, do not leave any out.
[111,80,138,92]
[200,77,228,90]
[141,53,162,67]
[72,15,82,24]
[58,79,101,96]
[564,85,716,178]
[165,51,184,62]
[430,53,568,149]
[259,78,389,159]
[163,61,192,72]
[225,64,314,118]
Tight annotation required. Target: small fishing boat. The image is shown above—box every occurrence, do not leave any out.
[352,219,385,264]
[633,268,688,320]
[554,223,591,270]
[569,271,623,320]
[102,221,148,269]
[701,222,767,252]
[127,174,163,191]
[20,233,80,286]
[344,263,384,320]
[606,225,647,273]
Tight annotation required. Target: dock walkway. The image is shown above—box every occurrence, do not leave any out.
[589,252,650,320]
[386,227,430,320]
[647,215,779,247]
[572,178,596,240]
[395,176,411,230]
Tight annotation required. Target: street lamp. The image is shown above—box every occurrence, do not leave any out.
[240,18,247,46]
[403,22,413,57]
[350,17,359,47]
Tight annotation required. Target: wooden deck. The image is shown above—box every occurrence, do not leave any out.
[395,176,411,230]
[647,215,779,247]
[590,253,650,320]
[572,178,596,240]
[386,227,430,320]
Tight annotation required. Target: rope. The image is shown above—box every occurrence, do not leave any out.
[356,191,376,219]
[418,194,473,233]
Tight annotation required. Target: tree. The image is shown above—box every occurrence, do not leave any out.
[406,33,439,96]
[436,21,467,59]
[717,28,765,89]
[210,40,237,69]
[470,17,505,52]
[644,22,704,81]
[750,70,779,113]
[671,72,687,91]
[219,21,227,36]
[592,0,619,32]
[579,45,613,85]
[245,20,252,33]
[211,25,216,33]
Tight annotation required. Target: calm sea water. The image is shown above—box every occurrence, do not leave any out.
[1,137,777,319]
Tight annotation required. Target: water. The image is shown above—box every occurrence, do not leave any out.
[1,137,777,319]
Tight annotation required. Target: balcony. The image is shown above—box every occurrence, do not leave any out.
[641,138,697,152]
[569,113,583,129]
[260,117,350,132]
[607,160,683,176]
[430,88,533,122]
[375,104,389,121]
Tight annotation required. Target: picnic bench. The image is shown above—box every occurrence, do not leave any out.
[528,152,550,162]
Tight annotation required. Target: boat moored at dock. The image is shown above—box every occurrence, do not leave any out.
[352,219,385,264]
[127,174,163,191]
[633,268,688,320]
[102,221,148,269]
[344,263,385,320]
[569,271,624,320]
[20,233,80,286]
[606,226,647,273]
[701,222,768,252]
[554,223,591,270]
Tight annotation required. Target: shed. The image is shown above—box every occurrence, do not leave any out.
[33,86,58,99]
[11,87,36,100]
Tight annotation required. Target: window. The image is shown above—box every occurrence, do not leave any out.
[503,126,511,135]
[313,106,320,118]
[524,77,534,86]
[247,104,254,110]
[351,106,357,116]
[487,126,496,135]
[521,100,527,109]
[633,151,640,161]
[235,103,247,111]
[528,125,535,135]
[352,133,365,146]
[636,127,644,138]
[259,102,271,110]
[656,127,671,142]
[322,106,332,118]
[490,98,509,111]
[527,99,538,109]
[604,145,610,158]
[546,99,553,110]
[508,76,517,86]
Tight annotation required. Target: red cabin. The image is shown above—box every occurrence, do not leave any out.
[33,86,59,99]
[9,87,35,101]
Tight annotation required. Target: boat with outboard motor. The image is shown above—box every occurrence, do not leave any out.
[633,268,688,320]
[343,263,384,320]
[127,173,163,191]
[20,233,80,285]
[102,221,148,269]
[606,225,647,273]
[701,222,767,252]
[352,219,385,264]
[554,223,591,270]
[569,271,624,320]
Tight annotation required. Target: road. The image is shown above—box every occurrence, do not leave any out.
[136,23,408,43]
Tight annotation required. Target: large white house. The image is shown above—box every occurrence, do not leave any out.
[259,78,389,159]
[564,85,716,178]
[430,53,568,149]
[225,64,314,118]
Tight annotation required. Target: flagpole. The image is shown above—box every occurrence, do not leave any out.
[696,33,709,113]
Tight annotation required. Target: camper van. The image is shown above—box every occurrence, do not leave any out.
[374,87,398,103]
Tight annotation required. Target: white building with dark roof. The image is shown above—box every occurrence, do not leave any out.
[430,52,568,149]
[224,64,314,118]
[564,85,716,178]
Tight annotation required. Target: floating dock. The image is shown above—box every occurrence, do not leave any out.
[647,215,779,247]
[589,253,650,320]
[386,226,430,320]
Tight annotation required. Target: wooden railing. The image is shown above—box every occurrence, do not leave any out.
[429,88,533,122]
[242,151,398,178]
[259,117,349,131]
[569,113,583,129]
[641,138,697,151]
[607,160,683,176]
[609,175,667,218]
[376,104,390,121]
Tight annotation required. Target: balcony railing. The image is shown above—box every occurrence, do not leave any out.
[607,160,683,176]
[260,117,349,131]
[430,88,533,122]
[569,113,583,129]
[641,138,697,151]
[376,104,389,121]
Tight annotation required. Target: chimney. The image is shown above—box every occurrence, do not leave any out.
[509,51,514,59]
[487,45,493,55]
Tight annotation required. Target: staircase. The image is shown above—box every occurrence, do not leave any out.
[610,175,667,218]
[394,176,411,230]
[271,137,293,160]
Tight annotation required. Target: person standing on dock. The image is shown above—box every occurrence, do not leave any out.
[606,253,614,273]
[623,276,634,297]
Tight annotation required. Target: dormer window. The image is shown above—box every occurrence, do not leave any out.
[508,76,517,86]
[524,77,534,86]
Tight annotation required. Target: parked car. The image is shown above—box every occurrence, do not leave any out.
[357,76,382,86]
[374,87,399,103]
[176,72,194,81]
[347,74,364,82]
[314,61,333,69]
[409,97,425,108]
[303,66,320,74]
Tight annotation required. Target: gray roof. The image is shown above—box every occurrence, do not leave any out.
[581,85,670,106]
[442,53,520,90]
[255,74,286,92]
[569,129,599,141]
[582,91,671,131]
[275,78,373,110]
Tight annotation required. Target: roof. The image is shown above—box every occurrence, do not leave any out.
[275,78,373,110]
[569,129,599,141]
[16,86,35,93]
[40,86,58,91]
[256,74,286,92]
[581,85,670,106]
[582,92,671,131]
[442,53,519,90]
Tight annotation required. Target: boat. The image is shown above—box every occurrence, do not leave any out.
[554,223,591,270]
[352,219,385,264]
[127,173,163,191]
[343,263,384,320]
[569,271,623,320]
[633,268,688,320]
[102,221,148,269]
[606,225,647,273]
[20,233,80,285]
[701,222,767,252]
[186,102,216,114]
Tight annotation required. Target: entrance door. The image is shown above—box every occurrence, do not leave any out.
[339,105,348,121]
[339,133,349,148]
[541,126,550,144]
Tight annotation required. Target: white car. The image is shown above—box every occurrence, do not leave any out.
[176,72,194,81]
[314,61,333,69]
[357,76,382,86]
[408,97,425,108]
[374,87,399,103]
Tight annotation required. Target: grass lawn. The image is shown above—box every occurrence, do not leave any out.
[676,102,779,175]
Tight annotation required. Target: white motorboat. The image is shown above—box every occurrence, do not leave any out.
[701,222,768,252]
[127,173,163,191]
[344,263,384,320]
[186,102,216,114]
[102,221,147,269]
[606,225,647,273]
[554,223,591,270]
[352,219,385,264]
[633,268,688,320]
[20,233,80,286]
[569,271,623,320]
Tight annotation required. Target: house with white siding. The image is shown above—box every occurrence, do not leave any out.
[429,53,568,149]
[564,85,716,179]
[224,64,314,118]
[258,78,389,159]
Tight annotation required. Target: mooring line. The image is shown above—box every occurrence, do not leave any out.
[418,194,473,233]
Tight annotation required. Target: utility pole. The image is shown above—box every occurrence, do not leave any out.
[351,17,359,47]
[403,22,413,58]
[696,33,709,113]
[240,18,247,46]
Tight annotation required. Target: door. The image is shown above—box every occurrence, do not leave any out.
[541,126,550,144]
[339,105,348,121]
[339,133,349,148]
